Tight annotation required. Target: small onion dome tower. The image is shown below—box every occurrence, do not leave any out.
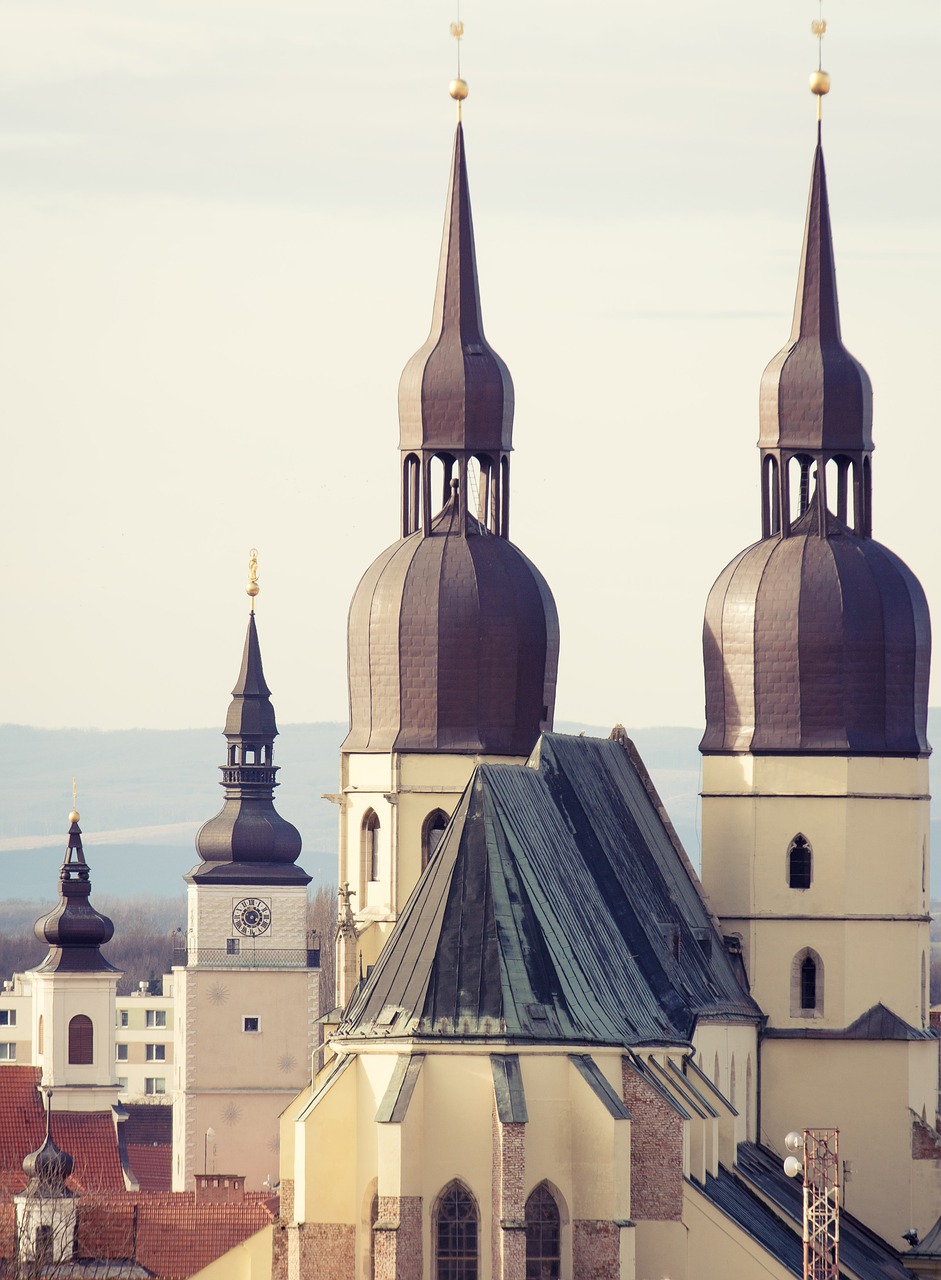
[23,1093,74,1197]
[189,557,309,886]
[701,121,930,756]
[345,90,559,757]
[33,809,117,974]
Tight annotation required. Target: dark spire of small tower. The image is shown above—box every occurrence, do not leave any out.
[758,76,873,540]
[23,1090,74,1197]
[398,83,514,539]
[190,558,309,886]
[32,802,117,974]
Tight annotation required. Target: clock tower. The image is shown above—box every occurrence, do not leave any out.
[172,559,317,1191]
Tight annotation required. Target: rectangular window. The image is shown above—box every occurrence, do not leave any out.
[144,1077,166,1096]
[242,1016,261,1034]
[145,1009,167,1028]
[145,1044,166,1062]
[115,1044,128,1062]
[0,1044,15,1061]
[118,1010,129,1027]
[0,1010,15,1027]
[226,938,240,955]
[117,1077,128,1092]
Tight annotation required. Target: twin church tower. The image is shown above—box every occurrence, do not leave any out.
[37,61,923,1243]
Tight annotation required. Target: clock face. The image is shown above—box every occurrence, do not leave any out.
[232,898,272,938]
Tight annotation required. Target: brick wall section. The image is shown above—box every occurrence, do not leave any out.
[374,1195,422,1280]
[573,1220,620,1280]
[280,1179,295,1224]
[295,1222,355,1279]
[912,1117,941,1160]
[271,1221,288,1280]
[492,1109,526,1280]
[622,1059,683,1222]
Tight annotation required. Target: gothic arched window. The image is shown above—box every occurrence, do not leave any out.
[362,810,380,885]
[68,1014,93,1065]
[787,834,812,889]
[435,1181,478,1280]
[525,1183,561,1279]
[422,809,450,869]
[791,948,824,1017]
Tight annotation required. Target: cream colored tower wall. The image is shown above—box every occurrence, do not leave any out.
[174,964,317,1191]
[31,970,120,1110]
[701,755,930,1028]
[339,751,524,974]
[761,1038,941,1244]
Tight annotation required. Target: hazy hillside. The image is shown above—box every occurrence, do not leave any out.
[1,715,939,902]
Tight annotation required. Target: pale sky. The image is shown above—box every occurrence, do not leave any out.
[1,1,938,734]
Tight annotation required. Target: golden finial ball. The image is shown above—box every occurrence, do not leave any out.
[69,810,80,824]
[449,78,469,102]
[246,582,260,598]
[809,70,831,96]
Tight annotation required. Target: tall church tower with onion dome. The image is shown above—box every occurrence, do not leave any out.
[29,802,122,1113]
[335,80,559,1002]
[173,554,318,1193]
[699,59,939,1242]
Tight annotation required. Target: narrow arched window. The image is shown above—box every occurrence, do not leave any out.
[361,811,380,884]
[525,1184,560,1279]
[435,1182,478,1280]
[788,834,812,889]
[37,1016,43,1055]
[422,809,450,869]
[68,1014,93,1065]
[729,1055,736,1107]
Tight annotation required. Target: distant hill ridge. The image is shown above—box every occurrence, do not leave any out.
[2,717,939,900]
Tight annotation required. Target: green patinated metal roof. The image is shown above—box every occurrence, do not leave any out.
[339,733,759,1048]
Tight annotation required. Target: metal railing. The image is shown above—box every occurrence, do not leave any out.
[172,947,320,970]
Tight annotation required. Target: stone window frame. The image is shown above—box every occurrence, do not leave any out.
[361,810,381,887]
[787,833,813,890]
[434,1179,479,1280]
[790,947,824,1018]
[422,808,450,870]
[524,1180,568,1280]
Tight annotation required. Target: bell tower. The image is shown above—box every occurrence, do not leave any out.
[337,82,560,999]
[173,554,318,1191]
[699,52,937,1242]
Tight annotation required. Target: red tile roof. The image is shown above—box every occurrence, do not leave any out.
[126,1142,172,1191]
[0,1066,124,1192]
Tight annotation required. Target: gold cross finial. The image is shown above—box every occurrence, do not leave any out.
[449,7,468,120]
[809,2,830,121]
[70,777,80,825]
[246,548,260,612]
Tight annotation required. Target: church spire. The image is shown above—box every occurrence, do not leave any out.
[189,555,308,886]
[397,82,514,538]
[757,70,873,539]
[33,802,117,974]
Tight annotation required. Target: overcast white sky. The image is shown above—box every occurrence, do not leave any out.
[1,1,938,735]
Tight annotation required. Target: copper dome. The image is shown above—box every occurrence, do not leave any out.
[702,502,930,755]
[344,490,559,756]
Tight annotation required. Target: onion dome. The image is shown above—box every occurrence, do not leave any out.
[23,1095,74,1196]
[188,612,309,886]
[702,498,930,754]
[346,485,558,755]
[33,812,117,974]
[702,132,930,757]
